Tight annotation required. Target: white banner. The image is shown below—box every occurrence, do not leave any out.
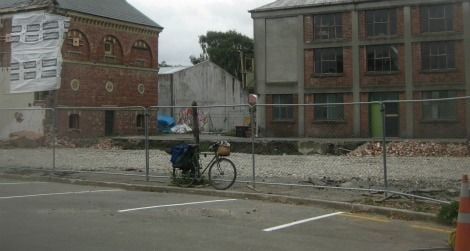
[9,11,69,94]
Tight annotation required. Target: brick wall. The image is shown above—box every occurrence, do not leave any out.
[304,47,353,89]
[265,94,299,137]
[412,91,466,138]
[412,41,465,85]
[304,93,354,137]
[0,18,11,67]
[56,15,159,138]
[359,45,406,87]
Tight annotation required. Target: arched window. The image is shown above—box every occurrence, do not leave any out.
[102,35,123,64]
[69,114,80,129]
[130,40,153,67]
[63,30,90,60]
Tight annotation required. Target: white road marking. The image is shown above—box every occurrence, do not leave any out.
[118,199,238,213]
[263,212,344,232]
[0,189,121,200]
[0,182,44,185]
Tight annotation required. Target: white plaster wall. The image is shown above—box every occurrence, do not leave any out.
[171,62,248,132]
[0,68,45,140]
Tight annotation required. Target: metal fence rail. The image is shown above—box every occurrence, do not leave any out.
[2,96,470,205]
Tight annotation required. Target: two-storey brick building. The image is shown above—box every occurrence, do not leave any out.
[251,0,470,138]
[1,0,162,138]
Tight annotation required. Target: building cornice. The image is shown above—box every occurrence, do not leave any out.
[63,11,161,36]
[251,0,466,19]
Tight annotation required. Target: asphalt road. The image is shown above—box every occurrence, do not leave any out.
[0,178,451,251]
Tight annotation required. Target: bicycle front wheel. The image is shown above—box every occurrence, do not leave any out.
[208,158,237,190]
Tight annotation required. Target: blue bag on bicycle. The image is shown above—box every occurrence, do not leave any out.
[170,144,194,170]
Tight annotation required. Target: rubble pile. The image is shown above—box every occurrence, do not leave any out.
[92,138,122,150]
[349,141,469,157]
[7,131,44,148]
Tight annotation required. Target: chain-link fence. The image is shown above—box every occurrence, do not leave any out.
[1,97,469,204]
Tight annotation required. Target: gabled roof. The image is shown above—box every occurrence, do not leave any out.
[0,0,162,29]
[251,0,373,12]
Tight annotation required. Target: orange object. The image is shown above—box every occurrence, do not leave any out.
[455,174,470,251]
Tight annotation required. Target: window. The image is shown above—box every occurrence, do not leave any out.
[421,42,455,71]
[272,94,294,121]
[315,48,343,74]
[136,114,145,128]
[421,4,453,33]
[34,91,49,101]
[69,114,80,129]
[367,45,399,72]
[104,41,113,56]
[366,9,397,37]
[422,91,457,120]
[314,94,344,121]
[314,13,342,40]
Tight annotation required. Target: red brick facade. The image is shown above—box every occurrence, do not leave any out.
[304,47,353,89]
[263,1,468,138]
[54,14,160,137]
[304,93,354,137]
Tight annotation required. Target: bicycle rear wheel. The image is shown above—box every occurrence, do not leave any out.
[208,158,237,190]
[172,168,195,188]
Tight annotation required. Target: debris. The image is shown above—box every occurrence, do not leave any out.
[8,131,44,148]
[348,141,469,157]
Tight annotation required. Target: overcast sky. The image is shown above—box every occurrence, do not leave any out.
[126,0,274,66]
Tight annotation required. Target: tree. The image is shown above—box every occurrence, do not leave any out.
[189,30,253,80]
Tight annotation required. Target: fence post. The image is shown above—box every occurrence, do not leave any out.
[381,102,388,197]
[144,108,150,182]
[250,105,256,188]
[52,108,57,170]
[192,101,200,145]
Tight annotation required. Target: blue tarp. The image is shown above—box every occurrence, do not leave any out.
[157,115,176,133]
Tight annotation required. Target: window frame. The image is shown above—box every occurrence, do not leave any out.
[420,4,454,33]
[366,45,399,73]
[421,42,455,71]
[422,91,457,121]
[314,13,343,40]
[272,94,294,122]
[69,114,80,129]
[314,93,345,122]
[366,9,397,37]
[136,114,145,128]
[315,47,343,74]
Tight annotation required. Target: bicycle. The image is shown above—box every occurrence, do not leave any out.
[171,142,237,190]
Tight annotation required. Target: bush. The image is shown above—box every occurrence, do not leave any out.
[437,201,459,225]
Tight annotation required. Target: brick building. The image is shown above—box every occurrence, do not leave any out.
[251,0,470,138]
[0,0,162,137]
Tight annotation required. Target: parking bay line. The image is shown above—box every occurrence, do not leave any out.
[0,182,44,185]
[263,212,344,232]
[0,189,121,200]
[118,199,238,213]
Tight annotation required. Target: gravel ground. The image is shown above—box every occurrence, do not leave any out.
[0,148,468,190]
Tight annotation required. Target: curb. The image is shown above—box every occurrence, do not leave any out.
[0,173,436,222]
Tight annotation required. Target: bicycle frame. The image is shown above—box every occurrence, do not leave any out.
[193,151,219,178]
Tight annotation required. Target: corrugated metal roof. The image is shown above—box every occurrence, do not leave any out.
[158,66,191,75]
[251,0,373,12]
[0,0,162,29]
